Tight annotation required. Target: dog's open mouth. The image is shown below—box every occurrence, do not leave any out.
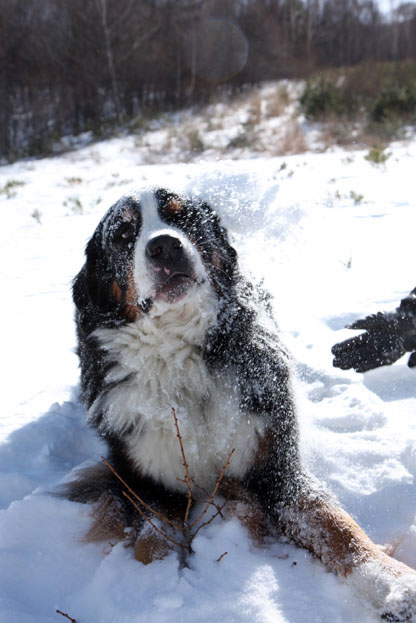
[156,272,196,303]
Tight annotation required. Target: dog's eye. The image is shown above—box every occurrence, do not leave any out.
[114,222,136,246]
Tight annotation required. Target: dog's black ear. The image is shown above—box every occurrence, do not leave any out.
[72,265,89,311]
[199,201,238,289]
[73,225,104,311]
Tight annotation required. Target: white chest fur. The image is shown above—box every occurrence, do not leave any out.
[92,284,265,493]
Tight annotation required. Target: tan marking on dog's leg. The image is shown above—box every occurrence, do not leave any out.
[281,494,414,578]
[225,499,272,545]
[134,529,172,564]
[219,478,273,545]
[83,491,127,544]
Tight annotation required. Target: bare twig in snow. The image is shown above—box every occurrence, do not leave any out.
[192,483,228,519]
[102,456,180,531]
[56,610,77,623]
[122,491,186,549]
[102,409,235,560]
[171,407,193,526]
[216,551,228,563]
[190,447,235,533]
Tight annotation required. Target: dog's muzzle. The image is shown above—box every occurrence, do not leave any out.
[145,234,197,303]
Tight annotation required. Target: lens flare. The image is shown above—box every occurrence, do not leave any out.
[190,18,248,82]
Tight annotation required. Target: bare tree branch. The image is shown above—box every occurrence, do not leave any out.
[101,457,180,531]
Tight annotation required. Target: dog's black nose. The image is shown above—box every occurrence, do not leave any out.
[146,234,183,261]
[145,234,192,275]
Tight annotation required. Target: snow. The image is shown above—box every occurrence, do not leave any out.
[0,124,416,622]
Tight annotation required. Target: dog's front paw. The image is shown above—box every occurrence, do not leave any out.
[380,573,416,622]
[134,522,173,564]
[350,559,416,622]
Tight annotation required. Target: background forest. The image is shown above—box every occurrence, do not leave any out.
[2,0,416,160]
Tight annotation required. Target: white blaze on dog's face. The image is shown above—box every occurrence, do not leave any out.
[133,190,208,307]
[82,188,236,327]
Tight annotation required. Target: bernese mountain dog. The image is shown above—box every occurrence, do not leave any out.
[66,188,416,620]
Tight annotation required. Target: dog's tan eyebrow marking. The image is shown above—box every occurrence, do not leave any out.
[166,198,183,214]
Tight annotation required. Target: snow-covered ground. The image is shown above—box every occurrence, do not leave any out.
[1,129,416,622]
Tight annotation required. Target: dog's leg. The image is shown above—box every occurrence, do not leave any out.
[134,521,174,564]
[279,489,416,621]
[61,461,189,564]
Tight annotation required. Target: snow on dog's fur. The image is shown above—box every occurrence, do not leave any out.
[64,187,416,621]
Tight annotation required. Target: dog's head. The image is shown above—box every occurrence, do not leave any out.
[73,188,237,330]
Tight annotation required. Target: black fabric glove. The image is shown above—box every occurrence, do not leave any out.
[332,289,416,373]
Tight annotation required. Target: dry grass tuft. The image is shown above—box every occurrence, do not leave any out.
[273,120,308,155]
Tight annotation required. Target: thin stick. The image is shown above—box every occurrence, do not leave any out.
[190,448,235,531]
[171,408,193,525]
[216,551,228,563]
[192,498,229,538]
[101,457,180,531]
[122,491,186,549]
[192,483,228,519]
[56,610,76,623]
[102,423,234,554]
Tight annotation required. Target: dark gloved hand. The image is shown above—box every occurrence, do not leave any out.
[332,311,416,373]
[408,351,416,368]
